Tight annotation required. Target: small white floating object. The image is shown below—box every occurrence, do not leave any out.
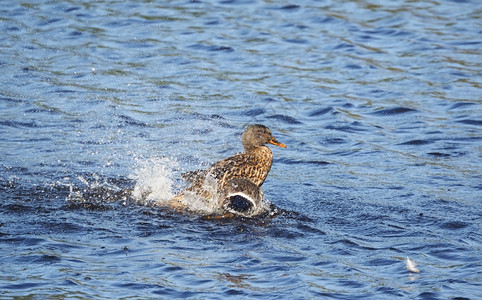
[406,257,420,273]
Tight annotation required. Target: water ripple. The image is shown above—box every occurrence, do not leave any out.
[371,107,418,115]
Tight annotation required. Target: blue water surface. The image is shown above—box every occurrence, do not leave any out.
[1,0,481,298]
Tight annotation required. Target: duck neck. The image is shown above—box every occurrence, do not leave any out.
[246,146,273,184]
[244,144,271,155]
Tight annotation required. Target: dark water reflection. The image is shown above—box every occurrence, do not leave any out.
[1,0,481,298]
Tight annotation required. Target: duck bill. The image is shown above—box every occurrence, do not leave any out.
[268,137,287,148]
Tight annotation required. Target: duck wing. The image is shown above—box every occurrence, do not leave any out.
[181,169,208,183]
[184,148,272,190]
[208,152,271,187]
[182,153,251,188]
[182,154,245,185]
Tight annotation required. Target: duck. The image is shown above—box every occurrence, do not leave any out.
[168,124,286,216]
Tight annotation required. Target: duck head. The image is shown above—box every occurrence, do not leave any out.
[241,124,286,151]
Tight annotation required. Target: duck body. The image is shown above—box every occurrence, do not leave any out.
[187,144,273,190]
[168,124,286,216]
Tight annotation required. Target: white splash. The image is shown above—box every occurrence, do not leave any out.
[179,173,223,215]
[130,157,177,205]
[406,256,420,273]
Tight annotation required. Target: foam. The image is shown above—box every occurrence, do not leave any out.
[130,157,176,205]
[179,173,224,215]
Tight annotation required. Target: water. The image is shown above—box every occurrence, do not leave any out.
[1,0,481,298]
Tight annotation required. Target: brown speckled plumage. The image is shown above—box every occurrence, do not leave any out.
[170,124,286,210]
